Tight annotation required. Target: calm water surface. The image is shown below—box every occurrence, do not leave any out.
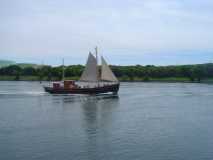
[0,81,213,160]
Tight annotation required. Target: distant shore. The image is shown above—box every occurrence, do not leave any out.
[1,63,213,84]
[1,76,213,83]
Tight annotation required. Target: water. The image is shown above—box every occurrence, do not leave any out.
[0,81,213,160]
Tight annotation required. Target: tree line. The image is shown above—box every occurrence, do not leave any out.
[0,63,213,82]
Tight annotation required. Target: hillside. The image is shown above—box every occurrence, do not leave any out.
[0,60,15,68]
[16,63,41,68]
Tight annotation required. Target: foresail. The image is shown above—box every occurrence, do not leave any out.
[79,52,98,82]
[101,56,118,82]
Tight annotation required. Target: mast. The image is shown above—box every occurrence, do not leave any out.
[95,46,98,64]
[62,58,65,81]
[95,46,99,82]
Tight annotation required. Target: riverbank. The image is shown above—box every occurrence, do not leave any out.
[1,75,213,83]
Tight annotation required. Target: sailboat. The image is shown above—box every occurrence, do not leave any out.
[43,47,120,94]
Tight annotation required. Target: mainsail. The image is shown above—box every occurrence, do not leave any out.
[101,56,118,82]
[79,52,98,82]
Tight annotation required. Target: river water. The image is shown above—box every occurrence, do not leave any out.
[0,81,213,160]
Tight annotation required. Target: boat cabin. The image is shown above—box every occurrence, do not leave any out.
[53,80,76,89]
[64,80,76,89]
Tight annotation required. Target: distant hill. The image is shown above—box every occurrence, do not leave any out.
[0,60,42,68]
[0,60,15,68]
[16,63,41,68]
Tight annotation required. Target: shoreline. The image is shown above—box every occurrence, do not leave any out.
[0,76,213,83]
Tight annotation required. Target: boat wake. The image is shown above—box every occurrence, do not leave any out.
[0,91,47,98]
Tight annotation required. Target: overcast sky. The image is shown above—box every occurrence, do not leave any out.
[1,0,213,65]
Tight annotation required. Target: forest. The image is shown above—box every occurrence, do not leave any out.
[0,63,213,82]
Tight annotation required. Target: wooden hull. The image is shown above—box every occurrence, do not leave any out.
[44,83,119,95]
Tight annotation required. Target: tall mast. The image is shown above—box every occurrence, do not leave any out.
[95,46,98,65]
[95,46,99,82]
[62,58,65,81]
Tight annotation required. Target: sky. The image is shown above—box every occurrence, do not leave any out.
[1,0,213,66]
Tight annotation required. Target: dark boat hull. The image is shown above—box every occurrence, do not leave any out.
[44,83,119,94]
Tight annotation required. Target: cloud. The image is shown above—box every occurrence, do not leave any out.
[0,0,213,65]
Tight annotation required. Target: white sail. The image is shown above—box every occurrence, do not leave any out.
[101,56,118,82]
[79,52,98,82]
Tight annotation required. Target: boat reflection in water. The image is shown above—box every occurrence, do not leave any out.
[44,47,120,95]
[80,93,119,159]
